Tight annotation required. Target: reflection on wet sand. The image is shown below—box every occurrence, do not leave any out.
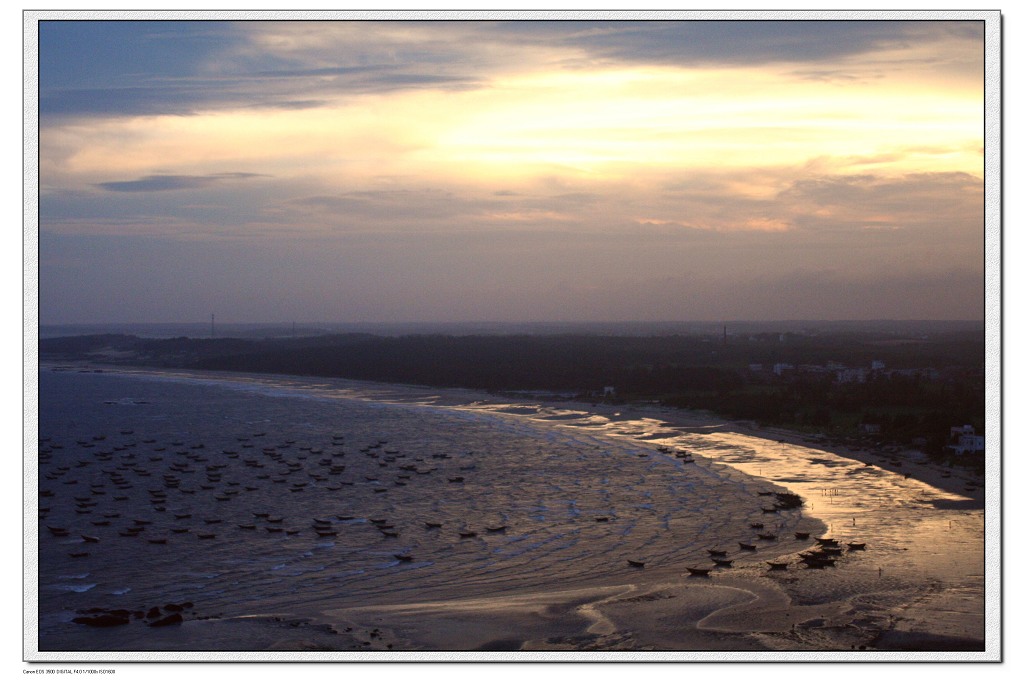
[35,368,988,657]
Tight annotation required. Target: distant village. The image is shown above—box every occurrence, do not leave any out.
[41,327,986,471]
[747,358,937,384]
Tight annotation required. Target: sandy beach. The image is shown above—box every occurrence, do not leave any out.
[312,397,987,657]
[31,366,990,660]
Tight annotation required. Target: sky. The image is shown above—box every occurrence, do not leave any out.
[34,17,989,325]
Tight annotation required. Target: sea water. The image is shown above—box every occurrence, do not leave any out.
[34,366,985,653]
[35,366,812,647]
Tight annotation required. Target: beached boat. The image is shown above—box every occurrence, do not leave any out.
[758,532,778,540]
[794,532,811,540]
[738,542,757,551]
[707,549,728,557]
[815,537,839,546]
[766,561,789,570]
[711,558,733,567]
[627,559,646,568]
[847,542,866,550]
[686,566,711,576]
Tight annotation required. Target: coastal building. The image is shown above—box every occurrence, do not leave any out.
[836,368,868,384]
[946,425,984,456]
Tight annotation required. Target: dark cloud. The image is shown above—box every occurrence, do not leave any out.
[38,19,980,120]
[482,20,967,68]
[42,85,223,118]
[38,21,486,119]
[254,63,482,90]
[97,172,266,193]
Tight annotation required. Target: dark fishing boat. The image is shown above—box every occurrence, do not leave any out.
[847,542,867,550]
[627,559,646,568]
[794,532,811,540]
[707,549,728,557]
[686,566,711,576]
[738,542,757,551]
[711,558,733,567]
[766,561,789,570]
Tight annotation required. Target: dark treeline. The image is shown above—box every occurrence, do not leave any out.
[40,329,985,463]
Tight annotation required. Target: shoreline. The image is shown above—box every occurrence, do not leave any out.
[487,393,985,509]
[32,363,988,657]
[41,360,982,505]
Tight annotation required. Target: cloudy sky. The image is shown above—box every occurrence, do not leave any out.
[36,18,987,324]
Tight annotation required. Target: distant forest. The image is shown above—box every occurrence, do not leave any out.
[40,329,986,465]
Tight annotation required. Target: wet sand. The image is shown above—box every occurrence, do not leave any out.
[313,396,989,657]
[31,367,991,660]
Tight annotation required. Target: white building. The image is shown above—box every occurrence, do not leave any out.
[947,425,984,455]
[836,368,867,384]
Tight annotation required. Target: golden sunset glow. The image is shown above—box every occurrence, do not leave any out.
[37,18,987,323]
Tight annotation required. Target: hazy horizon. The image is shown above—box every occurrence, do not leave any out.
[38,318,984,341]
[35,17,987,326]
